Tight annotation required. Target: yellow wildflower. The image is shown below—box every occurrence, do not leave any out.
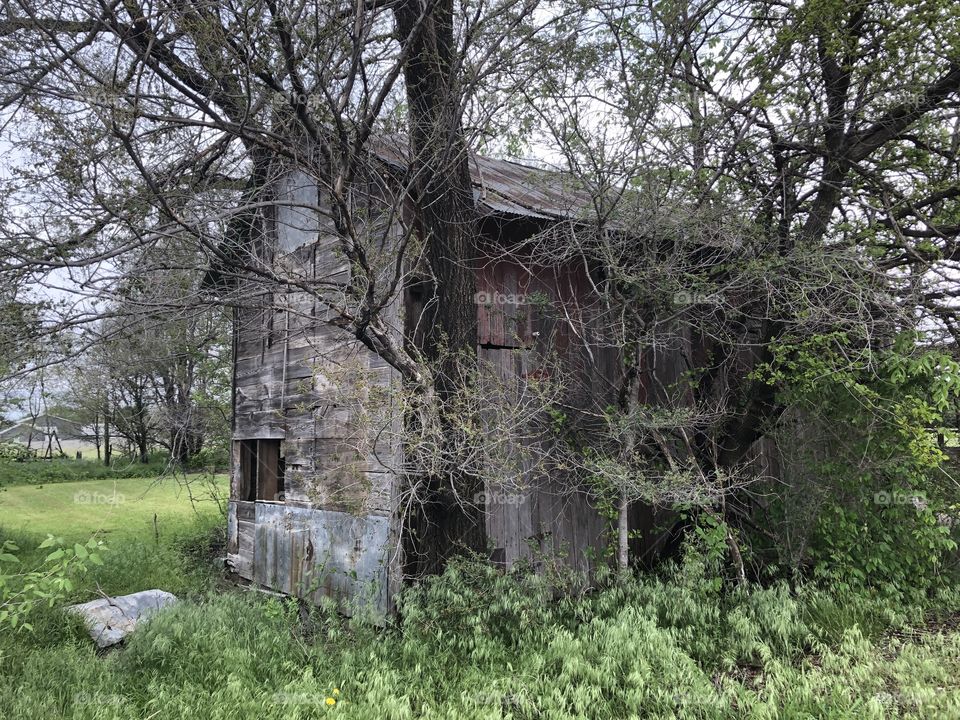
[325,697,336,706]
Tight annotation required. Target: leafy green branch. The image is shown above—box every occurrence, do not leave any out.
[0,535,105,632]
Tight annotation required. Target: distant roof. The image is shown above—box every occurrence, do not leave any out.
[0,414,89,441]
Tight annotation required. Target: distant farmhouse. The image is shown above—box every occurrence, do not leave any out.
[0,414,98,459]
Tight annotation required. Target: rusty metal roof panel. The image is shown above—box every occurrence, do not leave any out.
[368,135,592,220]
[471,156,593,220]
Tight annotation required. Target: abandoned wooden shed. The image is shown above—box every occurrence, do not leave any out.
[225,144,676,614]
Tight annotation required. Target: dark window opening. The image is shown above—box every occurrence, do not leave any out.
[238,439,285,502]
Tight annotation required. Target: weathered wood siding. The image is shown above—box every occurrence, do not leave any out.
[227,164,402,613]
[474,259,613,578]
[228,166,701,606]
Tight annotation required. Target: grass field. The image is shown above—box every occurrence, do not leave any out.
[0,473,228,541]
[0,471,228,607]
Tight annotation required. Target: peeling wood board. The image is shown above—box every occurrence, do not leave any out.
[226,501,256,579]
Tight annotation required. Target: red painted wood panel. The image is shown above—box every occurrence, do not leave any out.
[475,259,592,353]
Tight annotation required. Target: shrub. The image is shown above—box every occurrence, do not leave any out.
[184,446,230,472]
[1,453,185,486]
[0,535,105,632]
[756,332,960,601]
[0,442,34,462]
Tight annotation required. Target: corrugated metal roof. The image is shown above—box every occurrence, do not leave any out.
[471,155,593,220]
[370,135,593,220]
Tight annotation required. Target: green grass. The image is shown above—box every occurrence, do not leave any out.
[0,473,227,541]
[0,473,228,619]
[3,559,960,719]
[1,472,960,718]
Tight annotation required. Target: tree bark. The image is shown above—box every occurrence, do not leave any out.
[103,408,111,467]
[394,0,486,575]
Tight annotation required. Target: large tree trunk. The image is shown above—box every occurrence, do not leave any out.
[395,0,486,576]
